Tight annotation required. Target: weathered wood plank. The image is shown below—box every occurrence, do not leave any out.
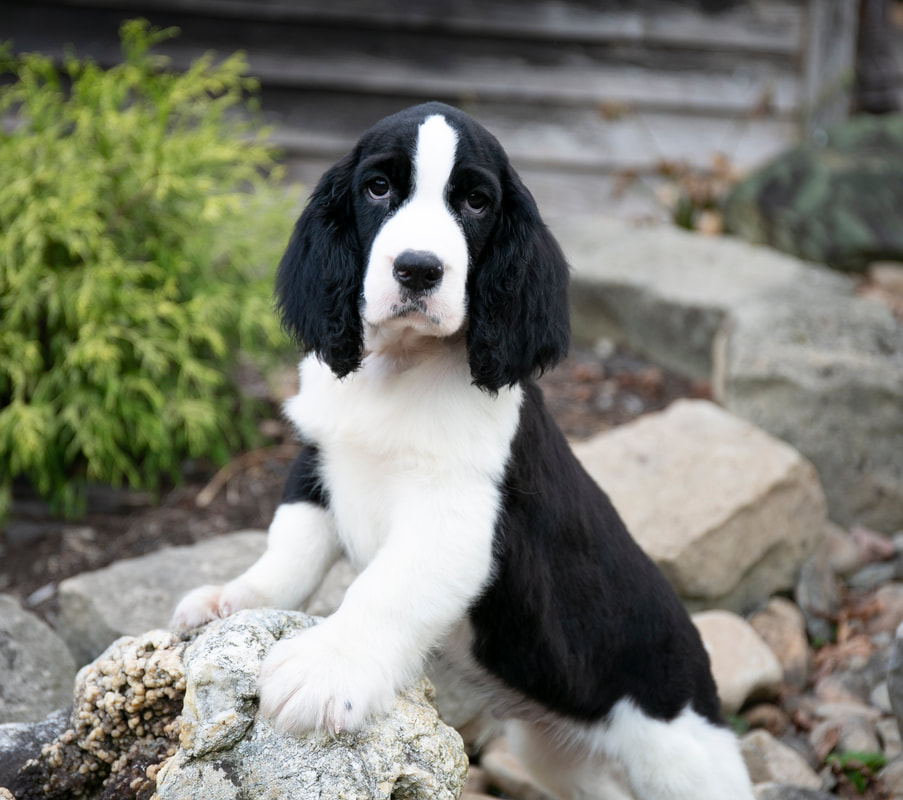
[46,0,804,53]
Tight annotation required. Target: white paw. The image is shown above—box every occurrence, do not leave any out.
[258,624,395,736]
[170,580,265,630]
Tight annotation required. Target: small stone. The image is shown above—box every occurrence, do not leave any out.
[847,562,898,592]
[871,681,893,714]
[878,718,903,759]
[888,623,903,741]
[867,584,903,635]
[743,704,791,737]
[464,765,490,795]
[740,729,822,789]
[880,755,903,797]
[753,785,836,800]
[749,597,812,691]
[693,610,783,715]
[795,552,841,644]
[823,524,862,578]
[811,714,880,757]
[480,738,559,800]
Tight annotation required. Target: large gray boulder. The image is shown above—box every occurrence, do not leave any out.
[572,399,827,613]
[155,609,468,800]
[713,285,903,531]
[0,594,76,724]
[554,215,849,380]
[56,531,267,665]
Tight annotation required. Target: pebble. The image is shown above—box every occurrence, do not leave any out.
[749,597,812,691]
[740,729,823,789]
[693,610,783,714]
[867,583,903,635]
[795,552,841,643]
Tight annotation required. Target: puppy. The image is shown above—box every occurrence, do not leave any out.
[172,102,754,800]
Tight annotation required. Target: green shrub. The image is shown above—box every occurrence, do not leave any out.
[0,19,298,516]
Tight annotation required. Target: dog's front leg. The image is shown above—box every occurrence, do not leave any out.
[171,500,341,630]
[258,492,496,736]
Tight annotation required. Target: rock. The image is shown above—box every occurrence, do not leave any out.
[749,597,812,691]
[573,400,827,612]
[56,530,267,664]
[0,594,76,724]
[155,608,467,800]
[878,717,903,759]
[693,610,783,715]
[713,283,903,531]
[740,729,823,789]
[554,215,849,380]
[823,524,864,578]
[753,785,836,800]
[795,551,842,644]
[480,738,560,800]
[11,628,186,800]
[887,622,903,739]
[723,114,903,272]
[848,562,899,592]
[880,755,903,797]
[480,737,635,800]
[0,708,69,789]
[867,584,903,635]
[743,704,791,737]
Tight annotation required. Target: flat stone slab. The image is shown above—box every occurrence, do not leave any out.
[553,215,850,379]
[56,530,267,665]
[572,399,827,612]
[0,595,76,724]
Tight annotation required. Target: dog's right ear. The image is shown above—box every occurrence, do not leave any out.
[275,150,365,379]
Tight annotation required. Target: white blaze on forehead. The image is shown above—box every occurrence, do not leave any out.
[412,115,458,202]
[362,112,469,340]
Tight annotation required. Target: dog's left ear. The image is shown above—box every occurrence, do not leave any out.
[275,150,365,378]
[466,165,570,392]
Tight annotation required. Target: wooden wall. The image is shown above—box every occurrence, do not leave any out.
[3,0,863,220]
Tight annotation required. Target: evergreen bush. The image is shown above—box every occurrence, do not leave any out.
[0,20,297,516]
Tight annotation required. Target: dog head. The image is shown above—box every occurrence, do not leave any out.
[275,102,570,392]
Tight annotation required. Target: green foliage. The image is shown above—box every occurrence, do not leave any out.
[0,20,298,516]
[825,750,888,794]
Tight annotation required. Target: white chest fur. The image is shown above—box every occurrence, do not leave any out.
[284,351,523,567]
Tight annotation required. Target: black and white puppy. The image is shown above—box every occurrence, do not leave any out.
[172,102,754,799]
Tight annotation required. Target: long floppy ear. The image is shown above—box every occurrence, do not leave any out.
[275,150,365,378]
[466,165,570,392]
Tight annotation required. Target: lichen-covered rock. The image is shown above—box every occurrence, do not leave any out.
[11,629,187,800]
[153,609,468,800]
[724,114,903,272]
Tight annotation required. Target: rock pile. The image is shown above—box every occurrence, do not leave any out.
[1,610,468,800]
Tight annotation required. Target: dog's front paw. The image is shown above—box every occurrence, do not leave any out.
[170,580,266,630]
[258,625,395,736]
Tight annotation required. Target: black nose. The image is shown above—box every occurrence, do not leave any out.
[393,250,444,293]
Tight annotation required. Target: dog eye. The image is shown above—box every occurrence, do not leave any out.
[464,191,489,214]
[366,177,391,200]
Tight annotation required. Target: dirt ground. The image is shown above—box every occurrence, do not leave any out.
[0,345,708,623]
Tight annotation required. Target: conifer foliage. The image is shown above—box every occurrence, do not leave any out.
[0,20,296,515]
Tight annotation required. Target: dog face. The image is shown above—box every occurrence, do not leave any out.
[275,102,570,391]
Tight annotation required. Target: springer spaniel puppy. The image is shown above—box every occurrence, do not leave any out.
[172,102,754,799]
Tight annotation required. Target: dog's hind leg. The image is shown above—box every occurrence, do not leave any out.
[506,701,754,800]
[598,699,755,800]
